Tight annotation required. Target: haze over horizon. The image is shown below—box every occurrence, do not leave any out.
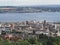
[0,0,60,6]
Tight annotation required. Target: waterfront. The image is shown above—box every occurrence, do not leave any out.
[0,12,60,45]
[0,12,60,22]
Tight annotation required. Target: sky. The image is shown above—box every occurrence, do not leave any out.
[0,0,60,6]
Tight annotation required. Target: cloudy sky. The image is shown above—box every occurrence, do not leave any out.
[0,0,60,6]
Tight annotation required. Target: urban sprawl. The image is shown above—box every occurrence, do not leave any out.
[0,20,60,40]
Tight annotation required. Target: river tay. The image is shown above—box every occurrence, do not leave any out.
[0,12,59,22]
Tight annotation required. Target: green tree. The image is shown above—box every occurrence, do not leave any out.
[2,40,12,45]
[17,40,30,45]
[28,38,36,45]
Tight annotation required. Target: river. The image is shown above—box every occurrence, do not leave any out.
[0,12,60,22]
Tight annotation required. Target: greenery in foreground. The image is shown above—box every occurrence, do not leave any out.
[0,34,60,45]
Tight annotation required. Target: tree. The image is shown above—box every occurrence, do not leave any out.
[18,40,30,45]
[2,40,12,45]
[28,37,36,45]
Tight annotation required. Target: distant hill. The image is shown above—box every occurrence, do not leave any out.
[0,5,60,13]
